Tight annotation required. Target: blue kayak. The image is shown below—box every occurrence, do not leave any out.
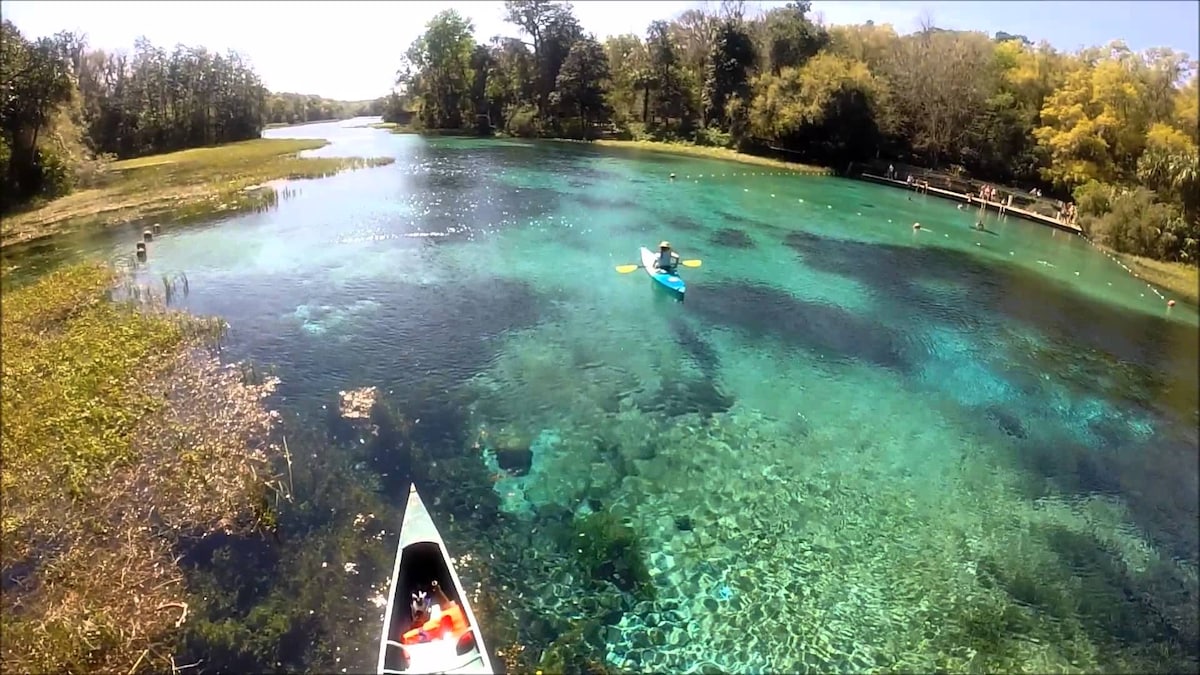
[641,247,685,296]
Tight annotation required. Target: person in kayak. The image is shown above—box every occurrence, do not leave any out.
[653,241,681,274]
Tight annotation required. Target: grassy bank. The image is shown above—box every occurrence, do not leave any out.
[264,118,352,129]
[1,138,394,249]
[1,264,284,673]
[1105,248,1200,306]
[590,139,833,175]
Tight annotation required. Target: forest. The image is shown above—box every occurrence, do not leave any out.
[265,92,387,126]
[385,0,1199,264]
[0,21,382,214]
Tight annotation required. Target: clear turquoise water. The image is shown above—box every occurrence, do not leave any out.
[8,119,1197,672]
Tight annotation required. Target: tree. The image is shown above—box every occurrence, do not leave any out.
[404,9,476,129]
[883,27,995,167]
[748,52,882,160]
[0,21,80,207]
[759,1,828,75]
[702,18,757,131]
[503,0,582,115]
[553,35,611,135]
[602,34,646,124]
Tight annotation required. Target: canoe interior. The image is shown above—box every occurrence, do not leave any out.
[381,541,485,673]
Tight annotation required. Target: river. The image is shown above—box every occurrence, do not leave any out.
[7,117,1198,672]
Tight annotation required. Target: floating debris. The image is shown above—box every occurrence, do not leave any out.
[339,386,378,419]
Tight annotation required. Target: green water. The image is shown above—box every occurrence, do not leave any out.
[6,119,1196,673]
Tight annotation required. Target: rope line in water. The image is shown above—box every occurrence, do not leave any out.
[1079,234,1172,303]
[672,169,834,181]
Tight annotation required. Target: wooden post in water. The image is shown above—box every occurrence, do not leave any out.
[153,223,161,234]
[143,229,153,242]
[135,241,147,261]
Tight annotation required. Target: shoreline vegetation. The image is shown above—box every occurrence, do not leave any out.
[0,264,286,674]
[0,139,393,249]
[573,138,832,175]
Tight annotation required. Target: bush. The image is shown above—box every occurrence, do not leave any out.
[694,126,732,148]
[36,147,74,200]
[504,104,543,138]
[1072,180,1115,235]
[1085,186,1190,260]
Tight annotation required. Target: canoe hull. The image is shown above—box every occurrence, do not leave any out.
[377,485,494,674]
[640,246,685,296]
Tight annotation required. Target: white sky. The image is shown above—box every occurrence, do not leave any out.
[3,1,1197,101]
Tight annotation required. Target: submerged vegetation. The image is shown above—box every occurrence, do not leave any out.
[0,264,285,673]
[387,0,1199,267]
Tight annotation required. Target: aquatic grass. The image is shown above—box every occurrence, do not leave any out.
[1,263,284,674]
[588,139,834,175]
[0,139,395,248]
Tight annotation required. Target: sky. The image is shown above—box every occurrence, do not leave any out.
[3,1,1198,101]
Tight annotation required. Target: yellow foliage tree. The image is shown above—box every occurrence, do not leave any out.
[748,52,881,139]
[1174,75,1198,144]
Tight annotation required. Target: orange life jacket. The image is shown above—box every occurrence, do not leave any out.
[400,602,469,645]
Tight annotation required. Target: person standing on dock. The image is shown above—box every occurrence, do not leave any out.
[887,164,895,179]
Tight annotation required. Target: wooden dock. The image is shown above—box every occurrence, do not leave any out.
[858,173,1083,234]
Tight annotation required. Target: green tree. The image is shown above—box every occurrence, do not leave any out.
[552,35,611,136]
[403,9,476,129]
[602,34,647,124]
[0,21,79,208]
[759,1,828,75]
[702,18,757,131]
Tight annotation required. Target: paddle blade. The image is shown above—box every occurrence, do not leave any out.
[615,264,640,273]
[681,259,702,268]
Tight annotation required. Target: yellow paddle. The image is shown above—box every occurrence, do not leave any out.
[615,259,702,273]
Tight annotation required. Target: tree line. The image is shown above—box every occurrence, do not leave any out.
[265,92,387,126]
[0,21,382,214]
[387,0,1199,264]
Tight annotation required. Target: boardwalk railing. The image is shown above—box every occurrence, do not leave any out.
[849,160,1073,221]
[849,160,1081,231]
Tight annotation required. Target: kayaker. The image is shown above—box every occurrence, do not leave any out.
[654,241,681,274]
[410,588,432,627]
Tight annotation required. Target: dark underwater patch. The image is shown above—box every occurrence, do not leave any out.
[780,228,1198,421]
[237,273,546,415]
[710,228,755,249]
[668,316,721,378]
[652,377,735,418]
[985,405,1028,440]
[686,279,908,372]
[666,215,703,232]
